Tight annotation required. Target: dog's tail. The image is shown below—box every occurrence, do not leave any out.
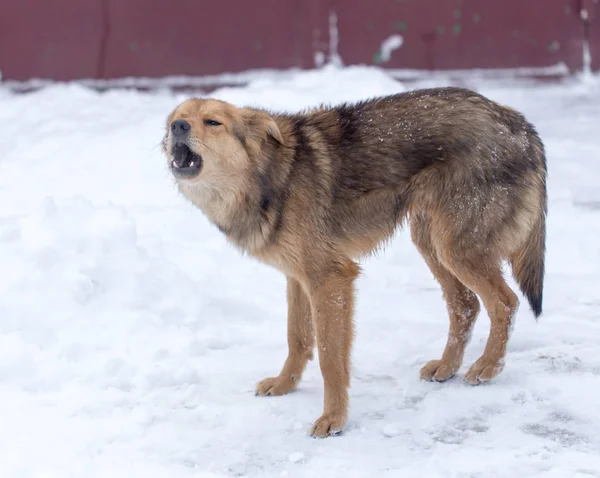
[511,186,547,319]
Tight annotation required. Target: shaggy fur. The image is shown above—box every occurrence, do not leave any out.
[162,87,547,438]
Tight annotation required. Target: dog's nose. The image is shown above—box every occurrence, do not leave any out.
[171,119,191,136]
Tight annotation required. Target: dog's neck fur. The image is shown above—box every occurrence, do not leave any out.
[178,181,241,230]
[179,129,295,255]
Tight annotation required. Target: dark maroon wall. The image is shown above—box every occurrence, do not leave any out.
[102,0,329,78]
[0,0,104,80]
[335,0,583,71]
[0,0,596,81]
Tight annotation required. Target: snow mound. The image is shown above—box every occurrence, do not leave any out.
[210,64,406,112]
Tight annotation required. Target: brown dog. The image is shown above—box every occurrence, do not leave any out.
[162,87,547,437]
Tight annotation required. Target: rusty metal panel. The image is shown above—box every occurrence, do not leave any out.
[101,0,328,78]
[0,0,103,81]
[333,0,584,71]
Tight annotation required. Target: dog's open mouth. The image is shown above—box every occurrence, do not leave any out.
[171,143,202,177]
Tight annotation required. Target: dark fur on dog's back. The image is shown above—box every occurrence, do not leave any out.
[254,87,546,316]
[164,86,547,437]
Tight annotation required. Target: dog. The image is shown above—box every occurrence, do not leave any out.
[162,87,547,438]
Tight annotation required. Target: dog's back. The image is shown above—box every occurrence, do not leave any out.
[274,87,547,387]
[280,88,547,317]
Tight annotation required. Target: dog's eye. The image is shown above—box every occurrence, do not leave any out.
[204,119,222,126]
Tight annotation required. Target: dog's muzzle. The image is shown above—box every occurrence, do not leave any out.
[170,142,202,178]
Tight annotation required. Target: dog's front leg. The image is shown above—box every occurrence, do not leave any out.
[306,257,359,438]
[256,277,314,396]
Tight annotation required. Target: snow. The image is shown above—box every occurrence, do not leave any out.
[1,65,600,478]
[378,35,405,63]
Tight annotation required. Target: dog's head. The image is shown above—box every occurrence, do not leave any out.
[162,98,284,189]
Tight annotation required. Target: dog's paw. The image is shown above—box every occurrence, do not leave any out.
[255,375,297,396]
[464,356,504,385]
[420,359,458,382]
[309,412,346,438]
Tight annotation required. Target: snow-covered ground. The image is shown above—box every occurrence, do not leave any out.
[1,65,599,478]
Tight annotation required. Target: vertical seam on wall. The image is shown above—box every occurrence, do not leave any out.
[97,0,110,79]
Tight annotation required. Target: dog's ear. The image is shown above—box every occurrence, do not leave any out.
[234,109,284,146]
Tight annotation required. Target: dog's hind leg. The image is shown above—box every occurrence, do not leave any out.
[411,216,481,382]
[256,277,315,396]
[440,258,519,385]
